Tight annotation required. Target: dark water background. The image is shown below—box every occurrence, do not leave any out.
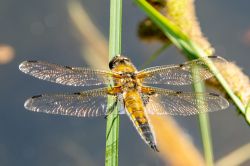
[0,0,250,165]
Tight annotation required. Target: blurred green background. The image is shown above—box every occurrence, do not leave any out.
[0,0,250,165]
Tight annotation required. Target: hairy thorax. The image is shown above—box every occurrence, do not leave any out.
[117,72,141,92]
[111,61,141,92]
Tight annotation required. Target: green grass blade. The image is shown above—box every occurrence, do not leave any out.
[198,113,214,166]
[192,66,214,166]
[105,0,122,165]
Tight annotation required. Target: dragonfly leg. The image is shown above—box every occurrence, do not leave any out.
[140,86,158,106]
[151,144,159,152]
[104,97,118,119]
[104,93,124,119]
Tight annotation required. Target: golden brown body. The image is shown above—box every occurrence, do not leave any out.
[110,56,158,151]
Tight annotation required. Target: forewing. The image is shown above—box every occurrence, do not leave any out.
[144,87,229,116]
[24,88,119,117]
[137,56,226,85]
[19,61,118,86]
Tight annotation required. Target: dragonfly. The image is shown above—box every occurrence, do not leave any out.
[19,55,229,152]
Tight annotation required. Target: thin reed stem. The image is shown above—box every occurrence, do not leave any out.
[193,66,214,166]
[198,113,214,166]
[105,0,122,165]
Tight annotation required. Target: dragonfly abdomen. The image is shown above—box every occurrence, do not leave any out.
[124,90,158,152]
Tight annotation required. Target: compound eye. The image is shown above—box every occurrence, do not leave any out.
[109,61,114,69]
[109,56,120,69]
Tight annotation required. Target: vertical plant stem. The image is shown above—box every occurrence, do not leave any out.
[193,67,214,166]
[198,113,214,166]
[105,0,122,166]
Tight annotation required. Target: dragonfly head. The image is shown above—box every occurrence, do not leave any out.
[109,55,131,69]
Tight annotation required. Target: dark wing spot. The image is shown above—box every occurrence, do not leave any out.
[209,55,218,59]
[65,66,72,69]
[27,60,38,63]
[176,91,183,94]
[32,95,42,99]
[179,64,184,68]
[73,92,81,95]
[209,92,220,97]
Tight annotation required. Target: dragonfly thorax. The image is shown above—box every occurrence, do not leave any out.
[117,72,138,91]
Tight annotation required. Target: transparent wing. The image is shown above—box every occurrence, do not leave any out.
[19,61,119,86]
[143,87,229,116]
[24,88,120,117]
[136,56,226,85]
